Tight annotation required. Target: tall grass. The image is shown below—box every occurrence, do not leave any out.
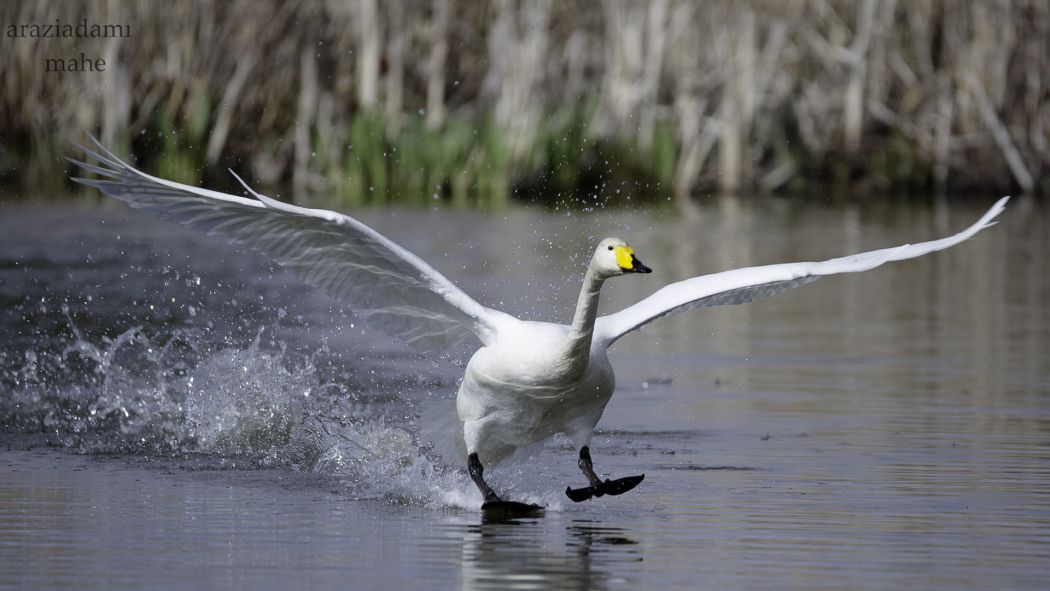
[1,0,1047,205]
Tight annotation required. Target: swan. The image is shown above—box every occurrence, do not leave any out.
[70,139,1008,511]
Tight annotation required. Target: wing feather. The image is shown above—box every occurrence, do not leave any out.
[595,197,1009,347]
[70,138,502,354]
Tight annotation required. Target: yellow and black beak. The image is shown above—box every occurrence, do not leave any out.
[628,255,653,273]
[615,246,653,274]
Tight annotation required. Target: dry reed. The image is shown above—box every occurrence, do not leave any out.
[1,0,1046,204]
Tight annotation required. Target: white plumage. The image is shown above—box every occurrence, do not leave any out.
[71,139,1008,505]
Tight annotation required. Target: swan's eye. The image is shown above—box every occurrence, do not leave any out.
[607,246,614,251]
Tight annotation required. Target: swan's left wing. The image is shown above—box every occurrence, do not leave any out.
[595,197,1008,347]
[70,139,503,354]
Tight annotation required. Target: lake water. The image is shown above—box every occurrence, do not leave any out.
[1,196,1048,590]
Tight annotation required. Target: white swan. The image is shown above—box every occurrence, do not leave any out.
[71,139,1008,510]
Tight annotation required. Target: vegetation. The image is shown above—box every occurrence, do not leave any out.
[1,0,1047,206]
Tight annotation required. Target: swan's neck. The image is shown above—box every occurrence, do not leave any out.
[566,266,605,363]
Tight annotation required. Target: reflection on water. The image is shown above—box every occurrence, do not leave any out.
[454,517,641,591]
[1,195,1048,590]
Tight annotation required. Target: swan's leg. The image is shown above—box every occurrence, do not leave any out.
[463,418,503,504]
[460,415,542,514]
[467,452,501,504]
[566,445,645,503]
[578,446,604,489]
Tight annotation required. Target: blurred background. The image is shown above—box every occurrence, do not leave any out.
[2,0,1048,207]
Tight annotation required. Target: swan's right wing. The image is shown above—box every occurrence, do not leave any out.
[595,197,1009,347]
[70,139,505,354]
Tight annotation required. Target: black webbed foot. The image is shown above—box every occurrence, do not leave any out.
[565,485,596,502]
[469,452,545,516]
[601,473,645,495]
[565,474,645,503]
[568,446,644,502]
[481,500,545,519]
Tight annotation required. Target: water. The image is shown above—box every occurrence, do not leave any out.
[1,196,1048,590]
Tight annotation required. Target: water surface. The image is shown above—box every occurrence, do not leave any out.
[1,196,1048,590]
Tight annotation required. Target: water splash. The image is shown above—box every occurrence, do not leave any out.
[0,312,490,509]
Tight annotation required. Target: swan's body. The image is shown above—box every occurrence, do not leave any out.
[458,320,616,464]
[71,139,1008,506]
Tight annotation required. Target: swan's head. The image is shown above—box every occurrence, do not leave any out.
[593,237,652,279]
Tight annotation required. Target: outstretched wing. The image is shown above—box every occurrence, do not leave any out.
[70,138,504,354]
[595,197,1009,347]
